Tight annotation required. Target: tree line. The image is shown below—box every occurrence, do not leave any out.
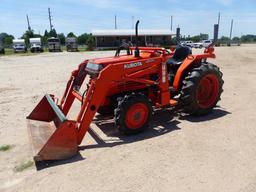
[1,29,256,48]
[181,33,256,44]
[0,28,95,48]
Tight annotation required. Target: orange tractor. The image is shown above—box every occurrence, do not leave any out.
[27,21,223,162]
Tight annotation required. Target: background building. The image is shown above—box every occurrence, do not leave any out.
[92,29,175,49]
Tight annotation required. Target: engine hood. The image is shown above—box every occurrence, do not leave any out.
[90,52,154,66]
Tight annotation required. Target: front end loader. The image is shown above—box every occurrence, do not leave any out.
[27,21,223,162]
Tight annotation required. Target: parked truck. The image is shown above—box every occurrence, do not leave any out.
[13,39,27,53]
[48,37,61,52]
[30,38,43,53]
[66,37,78,52]
[194,40,213,49]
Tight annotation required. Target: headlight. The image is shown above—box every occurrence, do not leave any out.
[85,62,104,74]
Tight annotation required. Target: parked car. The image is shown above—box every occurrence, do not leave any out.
[66,37,78,52]
[194,40,213,49]
[181,41,194,48]
[48,37,61,52]
[13,39,27,53]
[30,38,43,53]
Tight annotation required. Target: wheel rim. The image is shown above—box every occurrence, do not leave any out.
[196,74,220,108]
[125,103,148,129]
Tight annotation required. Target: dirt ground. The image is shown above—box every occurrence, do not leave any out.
[0,45,256,192]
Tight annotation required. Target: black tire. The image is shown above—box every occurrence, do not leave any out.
[114,93,153,135]
[179,63,224,115]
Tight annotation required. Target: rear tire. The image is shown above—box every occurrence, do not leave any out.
[114,93,153,135]
[179,63,224,115]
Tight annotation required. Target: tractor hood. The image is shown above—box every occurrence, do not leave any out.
[85,51,160,75]
[90,52,154,66]
[90,55,139,66]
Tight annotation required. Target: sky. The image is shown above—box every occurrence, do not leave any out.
[0,0,255,38]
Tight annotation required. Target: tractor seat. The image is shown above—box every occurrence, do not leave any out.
[167,45,192,65]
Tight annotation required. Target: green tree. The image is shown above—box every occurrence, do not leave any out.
[42,30,49,46]
[77,33,89,45]
[86,34,95,51]
[44,30,49,37]
[232,37,240,42]
[0,33,14,47]
[49,29,57,38]
[219,36,230,44]
[4,36,14,46]
[58,33,66,45]
[190,35,201,42]
[200,33,209,40]
[0,33,9,41]
[22,30,35,45]
[67,32,77,38]
[241,35,256,43]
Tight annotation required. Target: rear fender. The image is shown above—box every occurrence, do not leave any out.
[173,56,197,91]
[173,51,215,91]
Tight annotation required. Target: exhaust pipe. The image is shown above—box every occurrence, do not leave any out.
[134,20,140,57]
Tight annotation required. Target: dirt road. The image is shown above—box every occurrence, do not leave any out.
[0,45,256,192]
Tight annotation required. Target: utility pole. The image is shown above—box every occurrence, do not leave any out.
[170,15,173,31]
[229,19,233,39]
[229,19,234,46]
[48,7,53,31]
[218,12,221,26]
[176,26,180,44]
[26,14,31,31]
[115,15,117,29]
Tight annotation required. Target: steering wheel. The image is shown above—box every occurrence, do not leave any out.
[115,43,131,57]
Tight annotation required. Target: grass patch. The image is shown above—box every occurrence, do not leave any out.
[0,144,14,152]
[14,160,34,172]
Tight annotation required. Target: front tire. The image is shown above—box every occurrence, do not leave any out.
[179,63,224,115]
[114,93,153,135]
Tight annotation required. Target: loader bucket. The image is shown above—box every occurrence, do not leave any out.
[27,94,78,161]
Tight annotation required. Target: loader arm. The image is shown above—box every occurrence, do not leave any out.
[26,62,125,161]
[61,60,88,115]
[76,66,118,144]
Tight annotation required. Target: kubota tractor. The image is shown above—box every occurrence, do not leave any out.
[27,21,223,162]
